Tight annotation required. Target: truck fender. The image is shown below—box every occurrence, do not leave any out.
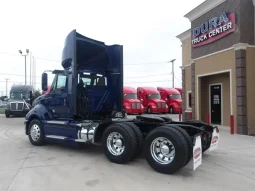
[25,104,53,135]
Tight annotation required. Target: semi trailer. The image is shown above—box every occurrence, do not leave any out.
[24,30,219,174]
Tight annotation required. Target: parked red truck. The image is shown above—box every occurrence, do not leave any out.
[175,88,182,97]
[157,87,182,114]
[137,87,168,114]
[123,87,144,114]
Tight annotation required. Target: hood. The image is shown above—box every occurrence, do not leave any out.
[150,99,165,104]
[32,94,47,107]
[171,99,182,105]
[124,99,141,103]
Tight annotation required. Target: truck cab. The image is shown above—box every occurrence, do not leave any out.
[175,88,183,98]
[123,86,144,114]
[137,87,168,114]
[5,85,34,117]
[157,87,182,114]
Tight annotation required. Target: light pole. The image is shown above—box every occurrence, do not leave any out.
[168,59,176,88]
[4,78,9,97]
[19,49,29,85]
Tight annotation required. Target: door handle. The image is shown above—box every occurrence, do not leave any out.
[64,99,66,106]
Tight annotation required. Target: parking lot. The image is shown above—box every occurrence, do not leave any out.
[0,114,255,191]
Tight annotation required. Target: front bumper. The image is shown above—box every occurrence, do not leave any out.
[150,107,168,113]
[5,109,30,116]
[125,108,144,114]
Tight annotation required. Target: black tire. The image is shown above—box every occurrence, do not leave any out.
[5,114,10,118]
[102,123,138,164]
[169,107,174,114]
[122,122,143,159]
[168,125,193,166]
[147,107,151,114]
[28,119,46,146]
[144,126,189,174]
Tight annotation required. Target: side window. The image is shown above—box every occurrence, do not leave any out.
[50,75,58,92]
[56,75,67,89]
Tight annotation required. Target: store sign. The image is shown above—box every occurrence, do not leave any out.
[192,12,236,47]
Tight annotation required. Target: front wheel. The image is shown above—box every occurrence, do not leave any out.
[144,126,189,174]
[169,107,174,114]
[28,119,46,146]
[102,123,138,164]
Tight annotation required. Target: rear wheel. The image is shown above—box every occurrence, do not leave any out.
[168,125,193,166]
[102,123,138,164]
[144,126,189,174]
[123,122,143,159]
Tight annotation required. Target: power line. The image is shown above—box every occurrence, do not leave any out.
[125,73,170,78]
[0,51,174,66]
[0,72,171,79]
[125,80,171,84]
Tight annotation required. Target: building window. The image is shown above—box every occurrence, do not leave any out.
[186,91,192,110]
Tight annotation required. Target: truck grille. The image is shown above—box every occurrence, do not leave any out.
[157,102,166,109]
[10,102,24,111]
[132,102,141,109]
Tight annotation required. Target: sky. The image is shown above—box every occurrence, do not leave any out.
[0,0,205,96]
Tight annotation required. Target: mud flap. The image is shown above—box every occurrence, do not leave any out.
[209,127,220,152]
[192,135,202,171]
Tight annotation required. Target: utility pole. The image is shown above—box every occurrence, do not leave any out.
[19,49,30,85]
[30,52,32,85]
[4,78,9,97]
[169,59,176,88]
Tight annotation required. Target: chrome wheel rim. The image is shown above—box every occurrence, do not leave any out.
[150,137,175,164]
[107,132,125,156]
[30,124,40,141]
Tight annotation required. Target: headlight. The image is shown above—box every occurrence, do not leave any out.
[152,105,157,108]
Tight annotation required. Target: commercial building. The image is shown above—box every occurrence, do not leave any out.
[176,0,255,135]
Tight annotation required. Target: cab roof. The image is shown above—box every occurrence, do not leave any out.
[123,86,136,93]
[10,85,34,92]
[137,87,159,94]
[157,87,180,94]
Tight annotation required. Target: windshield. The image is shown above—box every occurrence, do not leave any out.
[147,94,161,100]
[169,94,181,99]
[10,92,28,100]
[124,93,137,99]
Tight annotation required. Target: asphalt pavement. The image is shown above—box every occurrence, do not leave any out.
[0,114,255,191]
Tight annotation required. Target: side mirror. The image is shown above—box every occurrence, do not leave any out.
[42,73,48,91]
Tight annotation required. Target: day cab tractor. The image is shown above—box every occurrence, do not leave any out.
[157,87,182,114]
[137,87,168,114]
[175,88,182,98]
[123,86,144,115]
[24,30,220,174]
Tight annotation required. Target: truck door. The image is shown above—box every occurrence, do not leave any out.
[47,73,70,118]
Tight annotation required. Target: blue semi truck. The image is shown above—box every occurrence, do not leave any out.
[24,30,220,174]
